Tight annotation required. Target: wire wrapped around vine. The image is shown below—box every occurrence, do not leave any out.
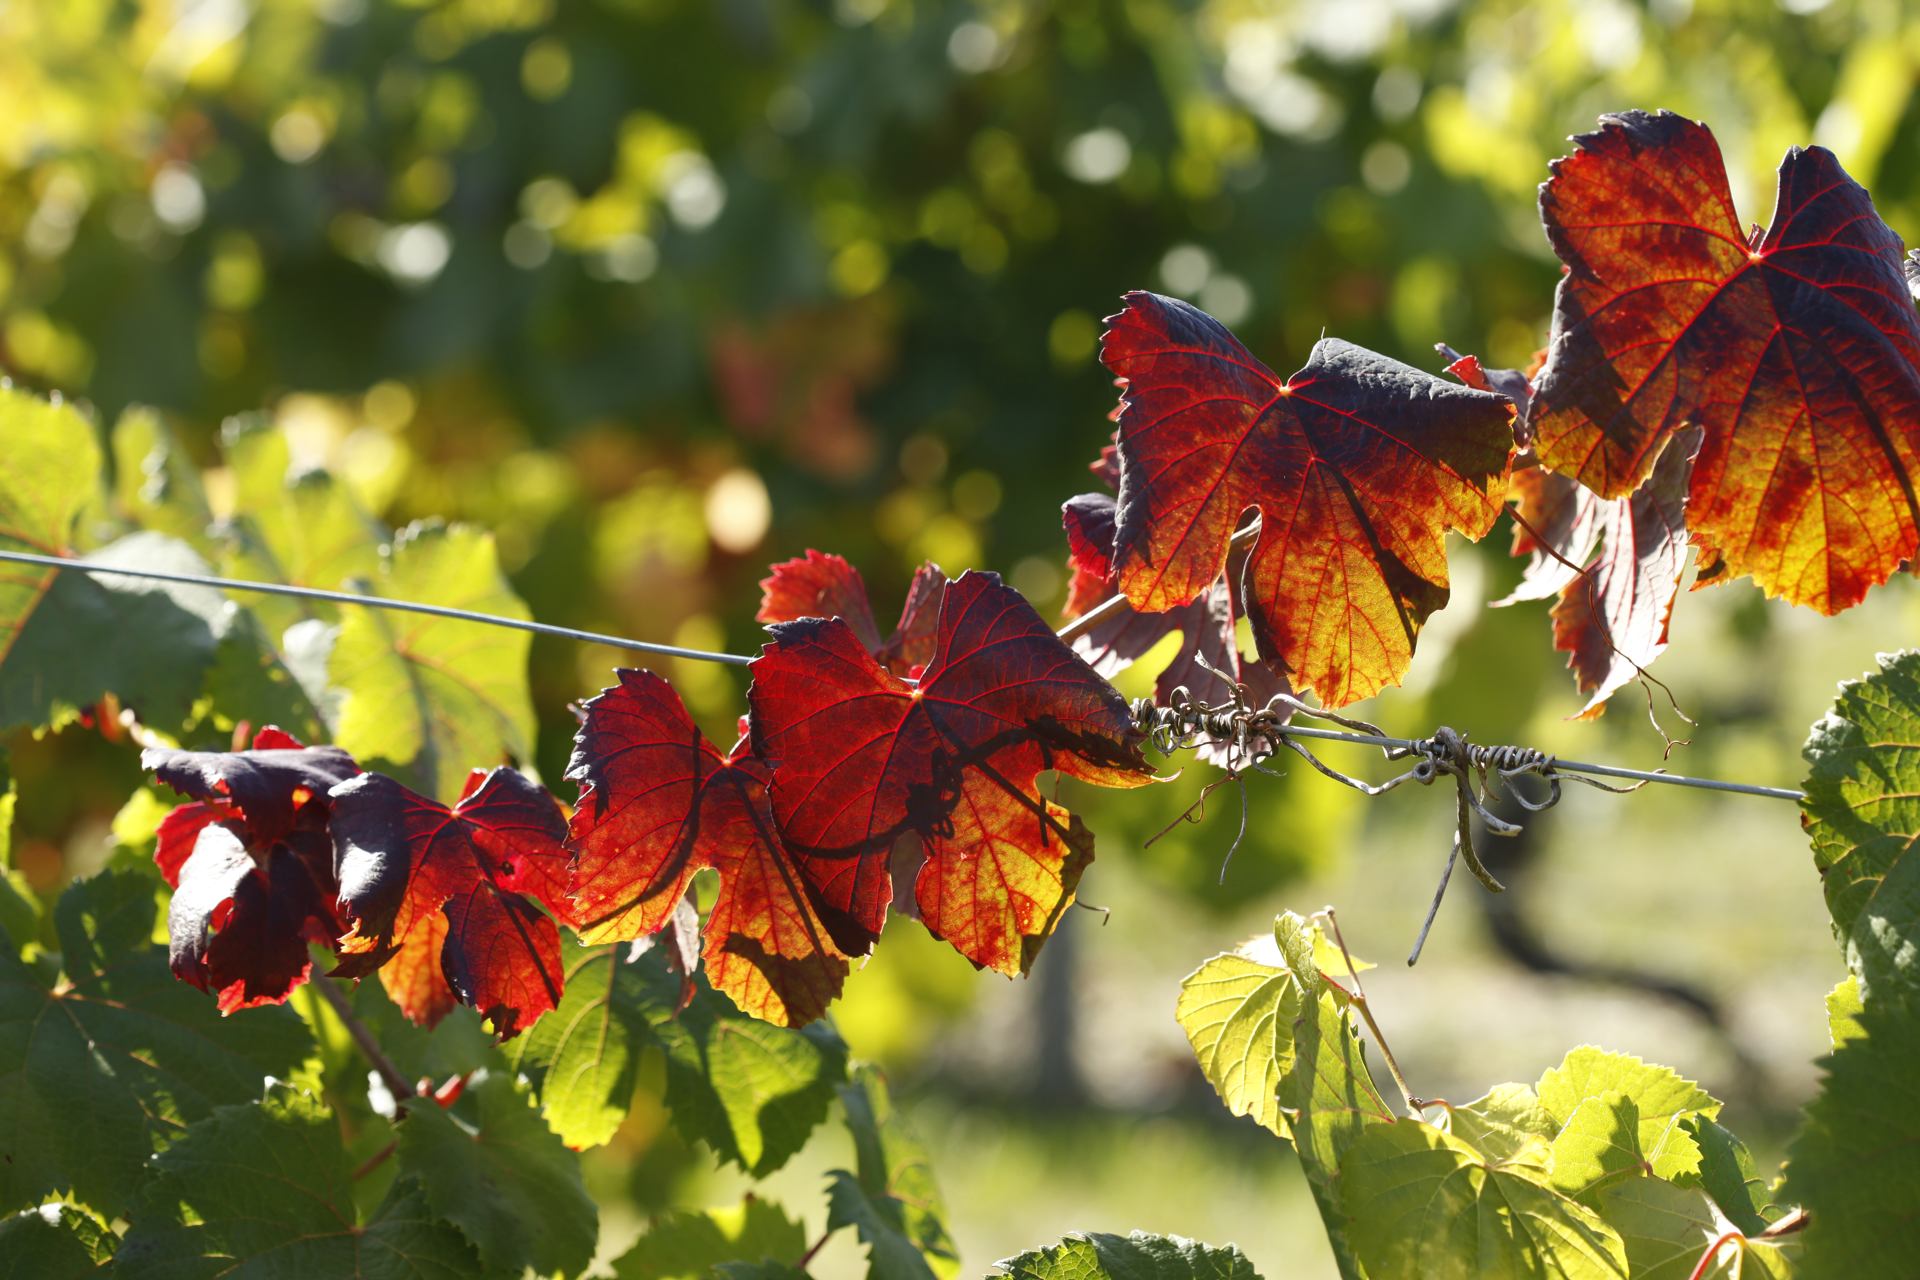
[1133,665,1645,963]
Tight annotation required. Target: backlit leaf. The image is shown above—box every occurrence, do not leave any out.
[330,767,572,1039]
[503,937,653,1149]
[650,967,850,1177]
[215,415,385,639]
[749,570,1148,963]
[1535,1046,1718,1181]
[1175,948,1303,1138]
[1101,292,1512,706]
[1549,427,1702,717]
[329,522,536,800]
[1531,109,1920,613]
[1275,917,1393,1277]
[567,669,847,1026]
[612,1198,808,1280]
[994,1232,1262,1279]
[1589,1178,1719,1280]
[1339,1120,1628,1280]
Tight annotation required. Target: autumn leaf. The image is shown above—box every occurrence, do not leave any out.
[1531,109,1920,614]
[567,668,849,1027]
[1550,428,1703,718]
[749,571,1149,967]
[1062,488,1291,739]
[329,767,573,1040]
[143,727,359,1010]
[1102,292,1513,706]
[757,551,947,676]
[758,550,884,653]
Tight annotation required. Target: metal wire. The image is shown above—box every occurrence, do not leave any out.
[0,547,1808,801]
[0,548,754,667]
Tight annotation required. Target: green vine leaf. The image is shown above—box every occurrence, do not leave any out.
[826,1063,960,1280]
[0,870,314,1217]
[1536,1047,1717,1181]
[1780,989,1920,1279]
[215,415,385,639]
[0,1203,115,1278]
[111,405,211,546]
[329,522,536,799]
[1274,915,1392,1280]
[1339,1119,1628,1280]
[1801,648,1920,949]
[503,937,654,1148]
[1823,976,1864,1048]
[1675,1116,1772,1237]
[992,1230,1263,1279]
[396,1071,598,1279]
[1845,837,1920,1002]
[651,968,850,1179]
[1546,1091,1648,1200]
[610,1197,807,1280]
[1441,1083,1556,1167]
[1175,944,1302,1138]
[117,1085,486,1279]
[1589,1177,1719,1280]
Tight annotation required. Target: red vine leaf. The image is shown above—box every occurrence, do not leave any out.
[164,820,340,1013]
[1102,292,1513,706]
[1063,488,1290,730]
[566,668,848,1027]
[1551,427,1704,718]
[377,907,456,1030]
[1496,469,1603,606]
[758,551,883,653]
[1531,109,1920,613]
[145,727,358,1011]
[914,781,1094,977]
[329,767,572,1039]
[757,551,948,676]
[143,733,359,844]
[748,570,1149,965]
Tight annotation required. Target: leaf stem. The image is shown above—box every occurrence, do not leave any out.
[1314,908,1427,1118]
[795,1227,834,1273]
[310,972,416,1103]
[1685,1230,1746,1280]
[351,1139,398,1182]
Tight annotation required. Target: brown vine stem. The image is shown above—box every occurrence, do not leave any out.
[352,1140,399,1182]
[1313,907,1430,1118]
[311,972,416,1104]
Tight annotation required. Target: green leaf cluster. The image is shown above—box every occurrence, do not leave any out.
[1179,912,1800,1280]
[0,389,533,801]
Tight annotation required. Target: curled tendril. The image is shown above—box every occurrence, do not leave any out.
[1131,684,1650,965]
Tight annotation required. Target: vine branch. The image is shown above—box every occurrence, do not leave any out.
[310,972,416,1103]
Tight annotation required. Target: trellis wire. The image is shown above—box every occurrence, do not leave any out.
[0,548,753,667]
[0,548,1807,802]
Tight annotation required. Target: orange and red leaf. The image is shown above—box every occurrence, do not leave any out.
[1101,292,1513,706]
[566,668,848,1027]
[1531,109,1920,613]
